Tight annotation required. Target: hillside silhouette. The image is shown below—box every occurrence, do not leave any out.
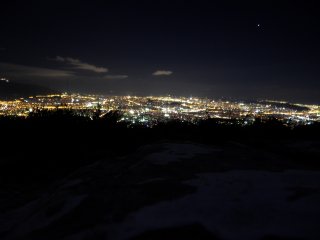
[0,81,57,100]
[1,110,320,240]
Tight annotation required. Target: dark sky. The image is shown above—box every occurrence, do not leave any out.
[1,0,320,103]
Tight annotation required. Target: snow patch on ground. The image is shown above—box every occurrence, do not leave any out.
[108,170,320,240]
[3,194,87,240]
[144,143,222,165]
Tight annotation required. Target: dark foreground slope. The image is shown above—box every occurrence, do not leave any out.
[0,113,320,240]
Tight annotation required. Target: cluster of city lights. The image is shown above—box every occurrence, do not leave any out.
[1,93,319,126]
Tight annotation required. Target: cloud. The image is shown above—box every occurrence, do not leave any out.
[153,70,173,76]
[103,75,128,80]
[53,56,108,73]
[0,63,75,78]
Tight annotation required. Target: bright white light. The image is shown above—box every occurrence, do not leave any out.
[0,78,9,83]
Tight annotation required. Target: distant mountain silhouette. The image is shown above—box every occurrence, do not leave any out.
[0,81,58,99]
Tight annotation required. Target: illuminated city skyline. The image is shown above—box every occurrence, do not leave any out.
[1,93,319,126]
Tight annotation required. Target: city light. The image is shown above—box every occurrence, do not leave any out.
[0,93,319,126]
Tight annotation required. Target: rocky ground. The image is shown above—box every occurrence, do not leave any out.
[1,140,320,240]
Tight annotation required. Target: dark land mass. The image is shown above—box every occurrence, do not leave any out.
[0,111,320,240]
[0,82,57,100]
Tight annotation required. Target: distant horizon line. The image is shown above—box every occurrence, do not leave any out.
[1,81,319,105]
[8,92,319,107]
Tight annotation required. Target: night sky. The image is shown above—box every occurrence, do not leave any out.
[1,0,319,103]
